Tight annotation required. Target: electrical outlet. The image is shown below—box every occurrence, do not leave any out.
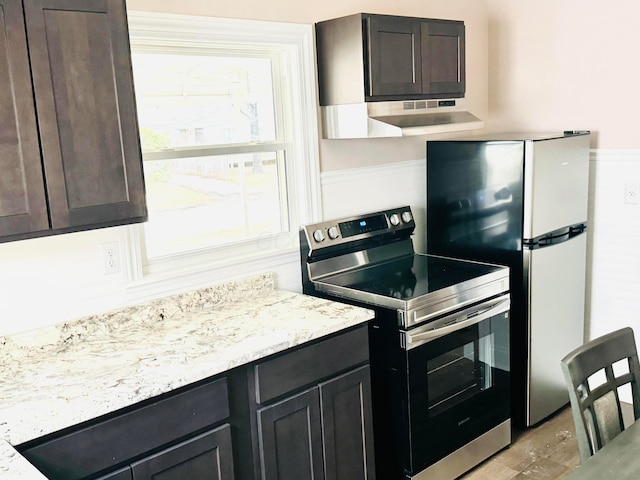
[102,242,121,274]
[625,183,640,205]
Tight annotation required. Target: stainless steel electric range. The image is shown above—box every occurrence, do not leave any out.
[300,206,511,480]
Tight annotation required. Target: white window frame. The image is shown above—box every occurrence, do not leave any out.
[122,12,321,301]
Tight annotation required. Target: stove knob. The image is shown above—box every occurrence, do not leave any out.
[312,229,325,243]
[401,211,413,223]
[389,213,400,226]
[328,226,340,239]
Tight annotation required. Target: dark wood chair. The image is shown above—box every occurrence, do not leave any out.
[560,327,640,463]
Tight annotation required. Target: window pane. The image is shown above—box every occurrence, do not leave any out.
[131,53,277,149]
[143,152,289,258]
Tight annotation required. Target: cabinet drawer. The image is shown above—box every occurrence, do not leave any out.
[254,325,369,404]
[21,377,228,479]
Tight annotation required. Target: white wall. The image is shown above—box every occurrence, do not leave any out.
[587,151,640,340]
[321,160,428,250]
[0,228,127,337]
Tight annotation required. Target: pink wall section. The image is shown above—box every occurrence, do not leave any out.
[127,0,639,151]
[486,0,640,149]
[126,0,482,24]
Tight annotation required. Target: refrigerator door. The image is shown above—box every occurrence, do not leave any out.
[523,134,590,240]
[525,232,587,425]
[426,140,524,261]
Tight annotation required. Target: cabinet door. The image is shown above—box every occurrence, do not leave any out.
[23,0,146,230]
[96,466,132,480]
[366,15,422,97]
[421,20,465,97]
[131,425,235,480]
[320,366,376,480]
[257,387,324,480]
[0,0,49,236]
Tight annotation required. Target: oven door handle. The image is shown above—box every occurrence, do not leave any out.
[403,297,510,350]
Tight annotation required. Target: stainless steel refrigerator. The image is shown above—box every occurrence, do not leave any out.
[426,131,590,427]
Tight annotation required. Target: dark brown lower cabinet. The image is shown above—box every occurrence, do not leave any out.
[96,467,133,480]
[95,427,235,480]
[258,388,324,480]
[256,365,375,480]
[131,425,234,480]
[320,366,375,480]
[17,326,374,480]
[19,377,231,480]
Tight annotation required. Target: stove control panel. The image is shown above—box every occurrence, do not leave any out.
[302,206,415,248]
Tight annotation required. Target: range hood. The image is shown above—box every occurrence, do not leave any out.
[321,98,483,139]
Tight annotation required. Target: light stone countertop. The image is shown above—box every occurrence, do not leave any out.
[0,273,373,479]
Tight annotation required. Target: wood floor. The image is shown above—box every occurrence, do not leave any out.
[459,406,580,480]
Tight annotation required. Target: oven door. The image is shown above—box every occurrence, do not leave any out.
[400,294,510,474]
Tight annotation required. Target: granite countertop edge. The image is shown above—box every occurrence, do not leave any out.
[0,273,374,479]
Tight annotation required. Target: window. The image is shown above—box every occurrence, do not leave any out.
[132,52,288,258]
[124,13,320,297]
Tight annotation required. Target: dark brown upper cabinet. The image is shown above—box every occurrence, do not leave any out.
[0,0,146,243]
[316,13,465,105]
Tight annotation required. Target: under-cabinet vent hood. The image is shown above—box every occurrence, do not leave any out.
[321,98,483,139]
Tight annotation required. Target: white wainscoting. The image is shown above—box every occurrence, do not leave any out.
[586,149,640,403]
[586,150,640,343]
[321,159,428,252]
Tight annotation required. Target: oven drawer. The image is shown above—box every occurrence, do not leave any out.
[254,325,369,404]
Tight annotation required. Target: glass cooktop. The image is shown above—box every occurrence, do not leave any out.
[315,253,508,311]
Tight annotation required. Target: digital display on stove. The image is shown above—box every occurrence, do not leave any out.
[339,214,388,238]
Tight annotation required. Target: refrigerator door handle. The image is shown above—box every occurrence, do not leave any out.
[569,223,587,235]
[523,222,587,250]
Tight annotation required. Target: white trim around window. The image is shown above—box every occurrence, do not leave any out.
[122,12,321,302]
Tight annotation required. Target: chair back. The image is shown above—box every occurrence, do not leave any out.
[560,327,640,463]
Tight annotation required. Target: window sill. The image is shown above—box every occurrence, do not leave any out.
[122,226,302,303]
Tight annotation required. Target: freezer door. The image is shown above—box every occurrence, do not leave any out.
[523,134,590,240]
[426,139,524,260]
[526,232,587,425]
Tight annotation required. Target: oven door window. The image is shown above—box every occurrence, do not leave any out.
[427,327,494,416]
[406,310,510,472]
